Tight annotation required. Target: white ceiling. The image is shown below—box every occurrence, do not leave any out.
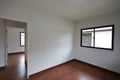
[17,0,120,21]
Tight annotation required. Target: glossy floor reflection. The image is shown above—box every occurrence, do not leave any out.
[0,53,26,80]
[29,60,120,80]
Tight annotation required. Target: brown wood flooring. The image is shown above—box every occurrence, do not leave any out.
[29,60,120,80]
[0,53,120,80]
[0,53,26,80]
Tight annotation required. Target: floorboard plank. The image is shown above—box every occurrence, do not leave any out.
[29,60,120,80]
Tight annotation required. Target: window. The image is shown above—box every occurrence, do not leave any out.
[81,25,114,50]
[20,32,25,47]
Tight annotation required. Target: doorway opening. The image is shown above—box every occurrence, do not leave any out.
[3,18,28,79]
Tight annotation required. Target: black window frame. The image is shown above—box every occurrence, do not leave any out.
[80,25,114,50]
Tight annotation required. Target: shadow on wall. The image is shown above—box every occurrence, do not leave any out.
[67,50,75,60]
[105,57,120,73]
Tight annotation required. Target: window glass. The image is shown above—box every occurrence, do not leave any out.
[81,25,114,50]
[95,27,112,48]
[20,32,25,46]
[82,29,94,47]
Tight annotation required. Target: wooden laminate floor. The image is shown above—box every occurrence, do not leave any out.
[0,53,120,80]
[0,53,26,80]
[29,60,120,80]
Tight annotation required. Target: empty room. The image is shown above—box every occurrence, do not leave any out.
[0,0,120,80]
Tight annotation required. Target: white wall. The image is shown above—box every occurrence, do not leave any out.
[0,0,74,76]
[74,11,120,73]
[0,19,5,67]
[1,0,119,76]
[7,27,25,54]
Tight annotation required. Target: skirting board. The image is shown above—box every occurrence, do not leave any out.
[8,52,24,55]
[0,66,6,71]
[74,59,120,75]
[29,59,120,77]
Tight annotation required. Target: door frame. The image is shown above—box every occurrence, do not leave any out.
[3,18,29,78]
